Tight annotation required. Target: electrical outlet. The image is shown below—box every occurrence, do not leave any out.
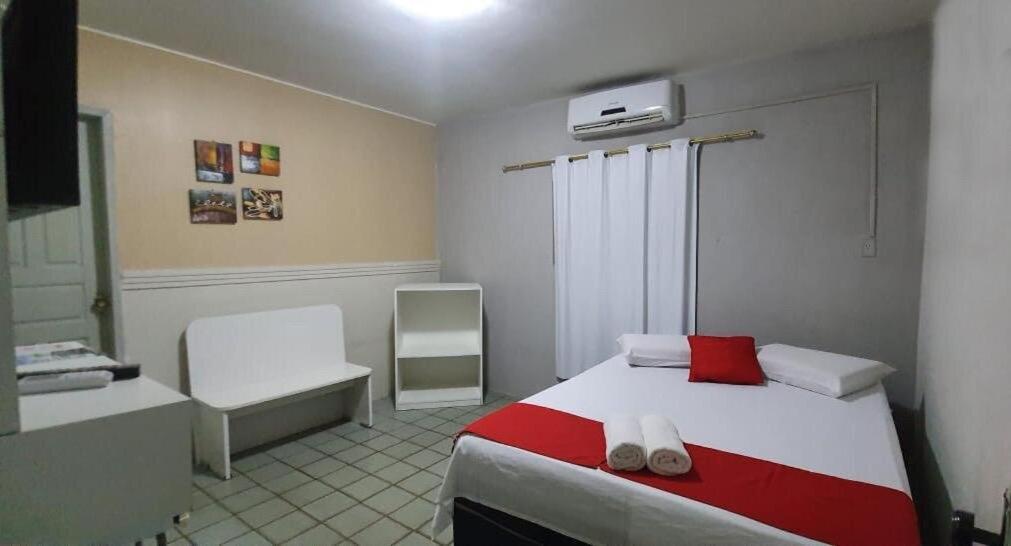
[862,237,877,258]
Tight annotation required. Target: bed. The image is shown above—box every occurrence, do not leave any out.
[433,355,911,545]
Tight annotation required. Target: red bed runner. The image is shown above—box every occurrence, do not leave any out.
[460,402,605,467]
[460,402,920,546]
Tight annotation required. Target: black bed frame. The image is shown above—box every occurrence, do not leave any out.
[453,498,588,546]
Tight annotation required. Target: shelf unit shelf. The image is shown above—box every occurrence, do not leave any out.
[394,283,483,411]
[397,386,483,410]
[396,331,481,359]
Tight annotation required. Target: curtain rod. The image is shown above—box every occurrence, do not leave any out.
[501,129,759,173]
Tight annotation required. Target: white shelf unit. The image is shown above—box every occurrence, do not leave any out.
[395,283,483,410]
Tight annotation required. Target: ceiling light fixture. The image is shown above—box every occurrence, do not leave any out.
[389,0,493,20]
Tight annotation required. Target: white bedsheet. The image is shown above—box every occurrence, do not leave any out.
[433,355,909,545]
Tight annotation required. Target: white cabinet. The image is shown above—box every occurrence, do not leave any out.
[395,283,483,410]
[0,377,191,544]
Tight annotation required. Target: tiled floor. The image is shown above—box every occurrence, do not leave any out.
[167,392,514,546]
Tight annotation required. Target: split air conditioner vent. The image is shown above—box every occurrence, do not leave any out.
[567,79,682,140]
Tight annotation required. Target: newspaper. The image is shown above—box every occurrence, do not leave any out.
[15,341,122,376]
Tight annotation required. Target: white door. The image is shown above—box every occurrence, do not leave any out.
[7,120,106,351]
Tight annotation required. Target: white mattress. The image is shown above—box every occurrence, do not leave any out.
[433,355,909,545]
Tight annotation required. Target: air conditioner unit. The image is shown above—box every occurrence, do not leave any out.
[567,79,681,140]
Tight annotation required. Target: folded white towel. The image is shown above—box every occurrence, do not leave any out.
[603,415,646,471]
[640,414,692,476]
[617,334,691,368]
[18,370,113,395]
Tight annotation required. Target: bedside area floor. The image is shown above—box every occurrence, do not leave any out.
[163,392,516,546]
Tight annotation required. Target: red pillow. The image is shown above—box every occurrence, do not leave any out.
[687,335,764,385]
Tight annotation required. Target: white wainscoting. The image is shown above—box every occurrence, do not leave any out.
[120,260,439,452]
[120,260,440,398]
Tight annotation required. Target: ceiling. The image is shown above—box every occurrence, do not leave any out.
[79,0,936,125]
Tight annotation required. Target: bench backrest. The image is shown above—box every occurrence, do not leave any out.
[186,305,347,400]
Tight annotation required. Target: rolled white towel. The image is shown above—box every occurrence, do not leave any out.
[603,415,646,471]
[640,414,692,476]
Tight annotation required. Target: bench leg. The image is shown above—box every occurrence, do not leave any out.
[195,404,231,479]
[344,375,373,428]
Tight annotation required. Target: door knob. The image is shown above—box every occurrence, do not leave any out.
[91,295,111,314]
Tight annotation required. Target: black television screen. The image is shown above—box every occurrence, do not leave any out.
[3,0,79,221]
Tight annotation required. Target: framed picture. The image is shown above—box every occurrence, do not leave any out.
[194,140,234,183]
[239,141,280,176]
[189,189,237,224]
[242,188,283,220]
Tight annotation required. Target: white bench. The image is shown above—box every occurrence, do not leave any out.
[186,305,372,479]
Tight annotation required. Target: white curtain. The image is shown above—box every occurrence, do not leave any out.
[647,139,698,334]
[553,139,695,379]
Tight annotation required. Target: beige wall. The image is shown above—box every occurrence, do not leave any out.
[78,30,436,270]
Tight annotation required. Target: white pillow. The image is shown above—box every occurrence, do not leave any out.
[617,334,691,368]
[757,344,894,398]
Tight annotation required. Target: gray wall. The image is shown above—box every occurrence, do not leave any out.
[0,136,17,436]
[917,1,1011,533]
[438,28,931,408]
[0,19,19,434]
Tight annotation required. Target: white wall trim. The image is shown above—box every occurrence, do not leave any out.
[78,26,436,127]
[121,260,441,290]
[684,81,880,245]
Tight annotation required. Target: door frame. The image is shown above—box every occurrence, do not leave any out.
[78,106,125,360]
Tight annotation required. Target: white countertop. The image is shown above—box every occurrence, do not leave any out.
[18,376,191,432]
